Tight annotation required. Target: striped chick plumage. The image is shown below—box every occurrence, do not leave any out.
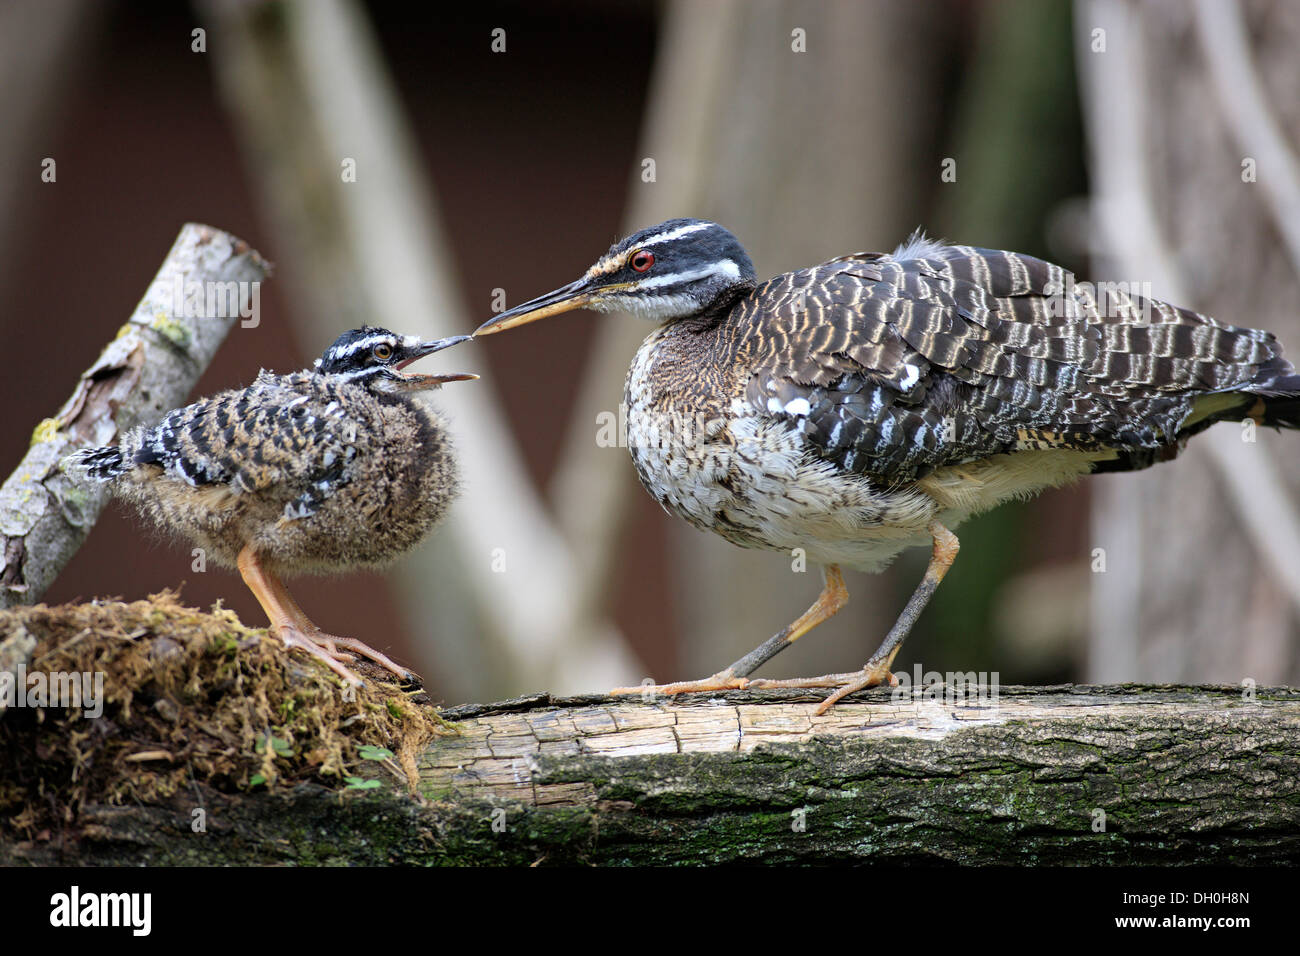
[67,326,474,685]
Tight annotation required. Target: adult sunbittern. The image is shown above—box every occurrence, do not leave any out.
[67,327,475,686]
[476,218,1300,713]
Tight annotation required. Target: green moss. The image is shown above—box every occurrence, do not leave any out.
[0,592,451,845]
[150,313,193,350]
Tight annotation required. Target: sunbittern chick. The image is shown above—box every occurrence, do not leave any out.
[67,327,475,686]
[477,218,1300,713]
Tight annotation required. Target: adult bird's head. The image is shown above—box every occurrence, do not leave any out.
[475,218,757,337]
[315,327,477,393]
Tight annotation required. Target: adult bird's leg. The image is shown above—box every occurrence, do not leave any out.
[236,545,412,685]
[610,564,850,697]
[751,520,960,714]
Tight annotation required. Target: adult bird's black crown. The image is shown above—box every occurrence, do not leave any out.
[484,219,758,327]
[66,326,476,686]
[477,218,1300,713]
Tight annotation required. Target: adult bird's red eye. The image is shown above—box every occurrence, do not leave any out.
[631,250,655,272]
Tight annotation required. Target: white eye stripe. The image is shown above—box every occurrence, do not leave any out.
[588,224,720,277]
[334,334,399,358]
[640,221,715,246]
[635,259,740,290]
[333,365,388,382]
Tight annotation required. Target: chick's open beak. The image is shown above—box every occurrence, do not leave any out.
[394,334,478,390]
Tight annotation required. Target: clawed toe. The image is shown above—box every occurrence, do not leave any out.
[273,625,414,686]
[276,625,364,686]
[610,671,751,697]
[315,632,413,681]
[610,663,901,713]
[812,663,898,715]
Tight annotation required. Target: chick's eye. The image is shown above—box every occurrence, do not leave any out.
[372,343,393,361]
[631,250,655,272]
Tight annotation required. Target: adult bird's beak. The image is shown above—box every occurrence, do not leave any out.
[475,278,621,336]
[393,334,478,390]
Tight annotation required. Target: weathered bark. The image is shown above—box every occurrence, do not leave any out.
[7,684,1297,865]
[0,224,269,610]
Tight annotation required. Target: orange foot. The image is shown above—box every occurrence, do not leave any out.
[610,669,752,698]
[275,625,414,687]
[740,661,900,715]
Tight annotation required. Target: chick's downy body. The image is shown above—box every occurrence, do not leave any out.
[69,327,474,685]
[113,367,458,576]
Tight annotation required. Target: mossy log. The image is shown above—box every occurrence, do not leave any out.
[5,645,1298,864]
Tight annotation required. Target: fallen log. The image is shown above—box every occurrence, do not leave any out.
[2,595,1295,865]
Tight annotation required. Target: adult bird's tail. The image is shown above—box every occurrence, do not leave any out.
[63,445,127,481]
[1238,357,1300,430]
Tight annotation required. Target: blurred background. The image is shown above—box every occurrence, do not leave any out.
[2,0,1298,702]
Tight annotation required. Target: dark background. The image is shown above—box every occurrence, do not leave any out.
[9,0,1287,704]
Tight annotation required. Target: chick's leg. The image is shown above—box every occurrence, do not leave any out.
[237,545,411,685]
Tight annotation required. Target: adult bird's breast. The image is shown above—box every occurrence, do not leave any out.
[623,319,936,572]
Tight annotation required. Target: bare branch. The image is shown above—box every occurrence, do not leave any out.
[0,224,270,609]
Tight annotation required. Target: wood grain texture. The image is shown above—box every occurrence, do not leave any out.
[7,684,1297,865]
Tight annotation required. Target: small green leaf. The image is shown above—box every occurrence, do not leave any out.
[255,732,293,757]
[344,776,381,791]
[386,702,404,720]
[357,745,394,762]
[249,774,267,787]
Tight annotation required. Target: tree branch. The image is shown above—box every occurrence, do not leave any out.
[0,223,269,610]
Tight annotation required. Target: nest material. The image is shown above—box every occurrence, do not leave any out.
[0,590,451,838]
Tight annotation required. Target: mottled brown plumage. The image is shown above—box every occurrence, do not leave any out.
[67,327,475,685]
[478,219,1300,712]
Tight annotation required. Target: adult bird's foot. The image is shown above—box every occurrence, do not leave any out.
[610,670,752,698]
[610,663,898,712]
[746,662,899,715]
